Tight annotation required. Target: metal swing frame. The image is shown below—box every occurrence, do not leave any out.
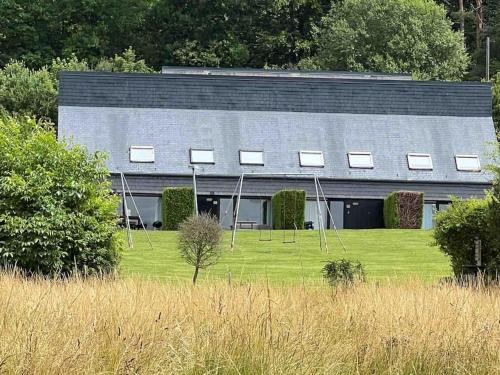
[229,172,334,252]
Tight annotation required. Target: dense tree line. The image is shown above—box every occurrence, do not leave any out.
[3,0,496,78]
[1,0,500,132]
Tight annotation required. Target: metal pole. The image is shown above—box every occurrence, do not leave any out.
[486,36,490,81]
[230,173,244,250]
[191,166,198,216]
[314,177,328,253]
[317,178,347,252]
[120,173,133,248]
[123,175,153,250]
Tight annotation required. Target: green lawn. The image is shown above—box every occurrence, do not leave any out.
[120,229,452,283]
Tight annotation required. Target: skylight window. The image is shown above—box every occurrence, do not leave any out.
[190,149,214,164]
[348,152,373,169]
[407,153,433,170]
[239,150,264,165]
[129,146,155,163]
[455,155,481,171]
[299,151,324,167]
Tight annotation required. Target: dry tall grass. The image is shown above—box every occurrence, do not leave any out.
[0,273,499,374]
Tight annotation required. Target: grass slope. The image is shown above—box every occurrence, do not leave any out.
[120,229,451,282]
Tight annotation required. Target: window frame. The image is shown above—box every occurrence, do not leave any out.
[239,150,264,166]
[347,151,374,169]
[190,148,215,164]
[299,150,325,168]
[455,154,481,172]
[407,153,433,170]
[129,146,155,163]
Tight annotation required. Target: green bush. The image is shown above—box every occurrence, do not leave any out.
[271,189,306,230]
[322,259,365,286]
[0,115,121,275]
[162,187,195,230]
[384,191,423,229]
[433,198,498,276]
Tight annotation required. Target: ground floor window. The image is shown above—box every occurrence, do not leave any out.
[119,195,161,229]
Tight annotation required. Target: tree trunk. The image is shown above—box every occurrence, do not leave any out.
[475,0,484,51]
[459,0,464,32]
[192,266,199,285]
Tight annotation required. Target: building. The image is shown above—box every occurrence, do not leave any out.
[58,68,497,229]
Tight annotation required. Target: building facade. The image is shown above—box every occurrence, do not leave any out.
[58,69,497,229]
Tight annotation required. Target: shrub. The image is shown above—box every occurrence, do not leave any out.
[162,187,195,230]
[0,115,121,275]
[384,191,423,229]
[488,142,500,255]
[178,214,223,284]
[271,189,306,230]
[322,259,365,285]
[433,198,498,276]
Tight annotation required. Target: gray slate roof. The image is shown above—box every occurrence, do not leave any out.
[59,71,492,117]
[57,71,497,186]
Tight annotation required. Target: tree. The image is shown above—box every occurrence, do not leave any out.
[488,139,500,256]
[0,61,57,121]
[493,72,500,134]
[306,0,470,80]
[178,214,223,284]
[0,114,122,275]
[0,48,153,125]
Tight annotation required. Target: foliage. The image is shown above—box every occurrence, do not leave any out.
[0,49,154,124]
[94,48,153,73]
[162,187,195,230]
[384,191,423,229]
[322,259,365,285]
[308,0,470,80]
[0,114,122,275]
[271,190,306,230]
[489,141,500,254]
[492,73,500,134]
[383,192,400,229]
[178,213,223,284]
[433,197,497,276]
[0,61,57,121]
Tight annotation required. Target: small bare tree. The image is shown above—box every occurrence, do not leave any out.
[178,213,223,284]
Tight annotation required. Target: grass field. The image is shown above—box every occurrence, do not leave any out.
[120,229,451,282]
[1,273,498,374]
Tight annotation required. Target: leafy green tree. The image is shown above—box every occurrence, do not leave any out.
[0,114,122,275]
[306,0,470,80]
[493,72,500,134]
[0,61,57,120]
[0,49,153,124]
[95,48,154,73]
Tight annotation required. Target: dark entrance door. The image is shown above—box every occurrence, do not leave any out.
[197,196,220,219]
[344,199,384,229]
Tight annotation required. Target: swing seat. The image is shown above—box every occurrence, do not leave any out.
[258,224,272,241]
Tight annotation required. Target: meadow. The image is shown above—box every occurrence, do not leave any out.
[121,229,451,282]
[0,273,499,374]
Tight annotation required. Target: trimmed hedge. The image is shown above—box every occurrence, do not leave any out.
[384,191,424,229]
[162,187,195,230]
[272,189,306,230]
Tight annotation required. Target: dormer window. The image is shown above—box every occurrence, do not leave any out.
[240,150,264,165]
[129,146,155,163]
[348,152,373,169]
[455,155,481,171]
[190,149,214,164]
[407,153,433,170]
[299,151,324,167]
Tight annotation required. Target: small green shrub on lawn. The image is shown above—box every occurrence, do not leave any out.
[0,114,121,275]
[272,189,306,230]
[162,187,195,230]
[384,191,423,229]
[322,259,365,285]
[433,197,498,276]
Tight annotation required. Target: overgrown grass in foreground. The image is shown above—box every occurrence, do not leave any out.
[0,273,498,374]
[121,229,450,281]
